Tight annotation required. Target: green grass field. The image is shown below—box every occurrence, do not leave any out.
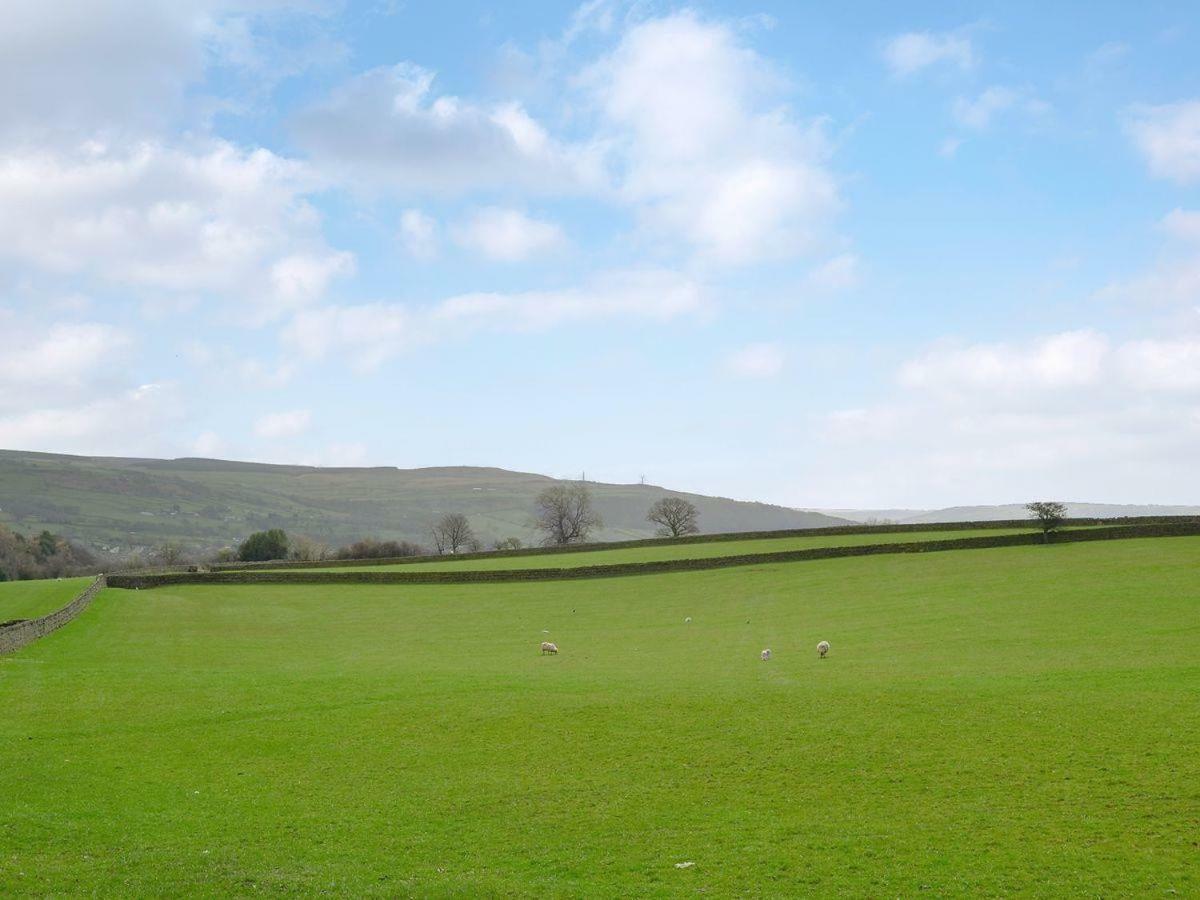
[299,526,1056,571]
[2,537,1197,895]
[0,576,91,622]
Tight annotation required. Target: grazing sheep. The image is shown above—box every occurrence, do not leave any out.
[761,649,772,661]
[817,640,830,658]
[685,616,692,624]
[541,641,558,655]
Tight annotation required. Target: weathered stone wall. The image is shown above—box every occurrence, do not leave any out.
[0,575,107,654]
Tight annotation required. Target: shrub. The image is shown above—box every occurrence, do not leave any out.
[237,528,289,562]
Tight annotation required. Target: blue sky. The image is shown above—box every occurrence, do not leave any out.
[1,0,1198,508]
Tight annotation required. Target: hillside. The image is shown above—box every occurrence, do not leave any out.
[0,450,847,556]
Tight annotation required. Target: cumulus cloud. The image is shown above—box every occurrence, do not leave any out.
[0,383,179,456]
[283,268,707,370]
[882,31,974,77]
[253,408,312,439]
[724,342,785,378]
[451,207,566,261]
[0,322,131,408]
[0,0,335,143]
[816,329,1200,505]
[293,63,604,194]
[1125,100,1200,184]
[0,140,352,318]
[582,11,840,264]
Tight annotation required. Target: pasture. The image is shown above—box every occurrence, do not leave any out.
[296,525,1061,572]
[1,537,1197,895]
[0,576,92,622]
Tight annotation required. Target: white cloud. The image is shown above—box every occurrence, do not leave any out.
[0,323,130,407]
[882,31,974,77]
[192,430,227,457]
[0,1,334,143]
[816,329,1200,506]
[0,383,179,455]
[1162,208,1200,243]
[283,269,707,370]
[582,11,840,264]
[0,140,352,317]
[398,208,439,260]
[805,253,860,291]
[953,86,1047,130]
[253,409,312,439]
[451,207,566,262]
[898,331,1109,396]
[1098,210,1200,309]
[293,63,604,194]
[1125,101,1200,184]
[724,342,785,378]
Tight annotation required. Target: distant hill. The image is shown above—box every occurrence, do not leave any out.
[0,450,849,557]
[823,502,1200,525]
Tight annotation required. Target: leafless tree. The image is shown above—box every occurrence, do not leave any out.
[533,484,602,546]
[1026,501,1067,542]
[493,536,523,551]
[289,534,330,562]
[647,497,700,538]
[431,513,475,554]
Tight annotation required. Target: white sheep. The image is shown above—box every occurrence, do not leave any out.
[541,641,558,655]
[761,649,772,661]
[817,640,830,658]
[684,616,692,624]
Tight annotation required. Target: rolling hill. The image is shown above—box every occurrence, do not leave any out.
[0,449,847,556]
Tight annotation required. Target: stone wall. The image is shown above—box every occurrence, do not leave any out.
[0,575,107,654]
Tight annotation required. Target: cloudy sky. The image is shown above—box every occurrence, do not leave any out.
[2,0,1198,508]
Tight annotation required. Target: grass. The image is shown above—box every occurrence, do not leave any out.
[0,576,91,622]
[1,537,1197,895]
[299,525,1058,571]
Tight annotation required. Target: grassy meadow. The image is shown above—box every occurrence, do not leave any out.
[0,576,92,622]
[298,525,1062,572]
[2,535,1198,894]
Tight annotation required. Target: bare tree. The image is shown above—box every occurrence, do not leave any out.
[647,497,700,538]
[533,484,602,546]
[153,541,188,566]
[289,534,330,562]
[493,536,523,551]
[431,513,475,554]
[1026,501,1067,542]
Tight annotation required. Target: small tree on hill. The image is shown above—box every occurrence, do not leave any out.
[493,536,523,551]
[431,513,474,555]
[1026,501,1067,542]
[647,497,700,538]
[534,484,602,546]
[238,528,289,562]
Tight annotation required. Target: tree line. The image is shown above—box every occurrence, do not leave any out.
[228,486,705,563]
[0,524,96,582]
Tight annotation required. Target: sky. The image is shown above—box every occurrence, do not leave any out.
[1,0,1199,509]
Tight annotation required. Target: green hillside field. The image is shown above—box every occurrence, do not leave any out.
[2,536,1197,895]
[0,576,92,622]
[295,525,1069,571]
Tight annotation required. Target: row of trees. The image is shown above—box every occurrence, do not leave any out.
[0,524,96,582]
[226,487,706,563]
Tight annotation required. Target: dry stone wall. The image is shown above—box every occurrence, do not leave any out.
[0,575,106,654]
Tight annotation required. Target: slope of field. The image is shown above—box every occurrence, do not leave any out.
[0,449,847,555]
[3,538,1197,895]
[0,576,91,622]
[302,526,1048,571]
